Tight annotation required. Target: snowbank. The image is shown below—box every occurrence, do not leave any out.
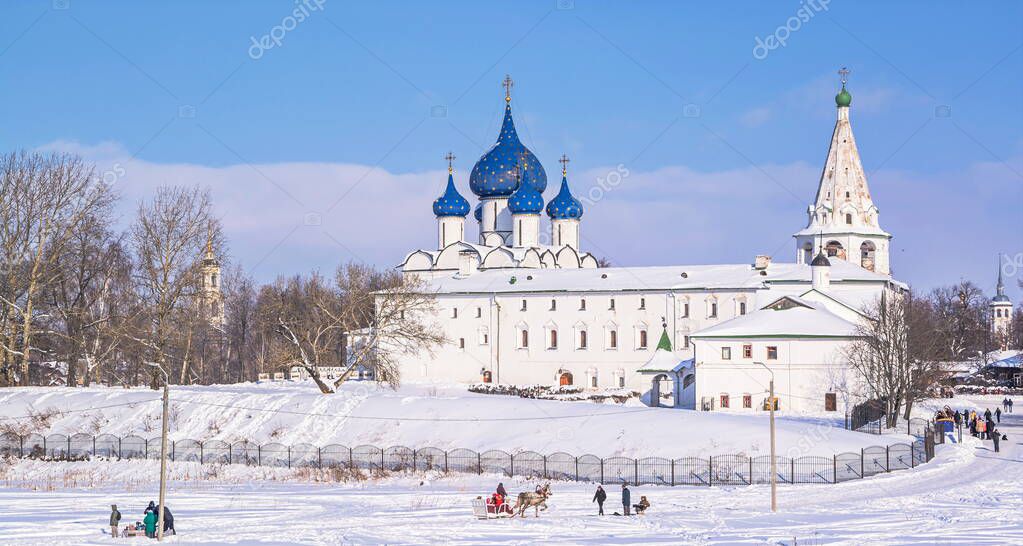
[0,381,911,458]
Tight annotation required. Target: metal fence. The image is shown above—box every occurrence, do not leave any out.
[0,427,936,486]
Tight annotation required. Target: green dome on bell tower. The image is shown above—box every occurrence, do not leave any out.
[835,66,852,107]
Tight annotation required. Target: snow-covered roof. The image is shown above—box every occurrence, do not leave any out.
[690,296,860,339]
[636,350,693,374]
[416,259,893,295]
[988,352,1022,369]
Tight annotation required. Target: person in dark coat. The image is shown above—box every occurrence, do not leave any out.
[109,505,121,538]
[496,483,507,498]
[991,425,1001,452]
[1009,399,1014,413]
[984,408,992,422]
[995,408,1002,423]
[592,485,606,515]
[159,505,175,535]
[144,501,156,515]
[953,410,962,426]
[1004,398,1010,412]
[621,483,631,516]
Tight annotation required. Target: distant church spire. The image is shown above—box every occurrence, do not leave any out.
[793,68,891,275]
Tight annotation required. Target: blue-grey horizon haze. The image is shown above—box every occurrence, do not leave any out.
[1,1,1020,299]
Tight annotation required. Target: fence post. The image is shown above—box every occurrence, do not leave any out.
[790,458,795,483]
[318,447,322,469]
[43,435,47,458]
[477,452,482,475]
[92,436,96,458]
[200,443,205,465]
[833,455,837,483]
[708,456,713,487]
[443,450,448,473]
[575,457,579,482]
[634,459,639,485]
[380,449,384,471]
[67,436,71,460]
[258,445,262,467]
[19,435,24,458]
[510,453,515,477]
[348,448,354,470]
[144,438,148,460]
[412,449,416,472]
[228,444,232,465]
[543,455,547,479]
[671,459,676,486]
[289,446,293,469]
[860,448,864,478]
[748,458,753,485]
[600,458,604,484]
[118,437,122,460]
[910,442,915,468]
[885,445,890,472]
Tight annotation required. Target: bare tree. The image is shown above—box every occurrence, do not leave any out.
[0,151,114,385]
[930,281,992,367]
[130,186,220,387]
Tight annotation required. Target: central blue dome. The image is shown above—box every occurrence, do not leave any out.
[469,100,547,198]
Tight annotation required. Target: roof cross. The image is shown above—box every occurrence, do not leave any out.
[444,151,456,173]
[503,74,514,101]
[838,67,850,86]
[559,154,570,175]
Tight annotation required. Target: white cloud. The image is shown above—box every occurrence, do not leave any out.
[740,107,773,127]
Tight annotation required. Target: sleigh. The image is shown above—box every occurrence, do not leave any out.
[471,498,514,519]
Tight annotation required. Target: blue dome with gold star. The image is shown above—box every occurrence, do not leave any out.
[546,174,584,219]
[508,177,543,214]
[470,99,547,198]
[433,173,470,217]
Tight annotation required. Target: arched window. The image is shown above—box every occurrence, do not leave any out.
[210,273,217,288]
[579,330,588,349]
[549,329,558,349]
[860,241,877,272]
[639,330,648,348]
[610,330,617,348]
[845,213,853,225]
[825,241,845,259]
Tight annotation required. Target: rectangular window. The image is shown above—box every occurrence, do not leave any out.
[476,307,482,318]
[709,302,718,318]
[458,338,465,349]
[682,303,690,318]
[683,335,690,348]
[825,392,837,412]
[618,376,625,388]
[550,299,557,311]
[609,330,618,349]
[639,297,646,310]
[521,299,527,311]
[590,376,598,388]
[767,346,778,360]
[482,333,489,345]
[743,344,752,359]
[739,302,746,315]
[521,330,529,348]
[720,394,730,409]
[639,330,648,349]
[609,298,615,310]
[452,308,458,319]
[579,330,588,349]
[549,330,558,349]
[580,298,586,310]
[721,347,731,360]
[743,394,752,409]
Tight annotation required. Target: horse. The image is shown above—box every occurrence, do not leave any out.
[512,483,552,518]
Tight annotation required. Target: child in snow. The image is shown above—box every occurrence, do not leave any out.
[592,485,606,515]
[632,496,650,515]
[143,509,157,538]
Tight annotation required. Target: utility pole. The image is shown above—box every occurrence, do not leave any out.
[755,361,777,512]
[147,362,170,541]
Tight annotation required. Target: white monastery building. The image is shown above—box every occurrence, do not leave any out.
[383,72,907,413]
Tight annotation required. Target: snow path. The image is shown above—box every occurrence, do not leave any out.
[0,396,1020,545]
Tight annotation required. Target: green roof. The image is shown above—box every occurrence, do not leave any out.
[656,328,672,351]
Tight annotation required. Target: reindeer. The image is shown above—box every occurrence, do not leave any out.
[512,482,552,518]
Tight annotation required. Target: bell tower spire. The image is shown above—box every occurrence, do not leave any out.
[794,68,892,275]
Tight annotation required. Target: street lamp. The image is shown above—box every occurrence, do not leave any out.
[145,362,170,541]
[753,361,777,512]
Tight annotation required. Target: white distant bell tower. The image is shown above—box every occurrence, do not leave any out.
[794,68,892,275]
[199,236,224,329]
[991,257,1014,350]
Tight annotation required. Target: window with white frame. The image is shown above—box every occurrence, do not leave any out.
[721,346,731,360]
[580,298,586,310]
[639,297,646,310]
[478,326,489,345]
[681,301,690,318]
[476,307,482,318]
[516,323,529,349]
[550,298,557,311]
[605,322,618,350]
[520,299,527,311]
[545,322,559,350]
[452,308,458,319]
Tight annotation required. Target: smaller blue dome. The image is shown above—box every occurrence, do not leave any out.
[546,174,584,219]
[433,173,470,217]
[508,178,543,214]
[473,202,483,222]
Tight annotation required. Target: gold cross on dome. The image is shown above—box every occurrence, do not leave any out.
[838,67,850,85]
[559,154,570,175]
[445,151,456,173]
[503,75,514,100]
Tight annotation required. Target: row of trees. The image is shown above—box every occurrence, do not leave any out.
[845,281,1022,427]
[0,151,441,390]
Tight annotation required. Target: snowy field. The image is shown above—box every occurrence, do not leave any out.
[0,381,910,459]
[0,395,1018,545]
[0,390,1019,545]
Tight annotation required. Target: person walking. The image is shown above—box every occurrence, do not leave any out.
[1004,398,1010,412]
[592,485,606,515]
[995,407,1002,423]
[109,505,121,537]
[1009,399,1014,413]
[621,483,631,516]
[953,410,962,426]
[984,408,993,422]
[991,424,1001,453]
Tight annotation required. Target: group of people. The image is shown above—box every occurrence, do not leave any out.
[484,483,515,515]
[592,483,649,516]
[109,501,175,538]
[937,405,1007,453]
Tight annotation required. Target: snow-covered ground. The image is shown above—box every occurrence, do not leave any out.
[0,394,1019,545]
[0,381,910,458]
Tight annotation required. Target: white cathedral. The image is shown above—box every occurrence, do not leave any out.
[386,73,906,413]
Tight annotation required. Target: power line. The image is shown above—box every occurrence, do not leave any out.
[0,398,162,422]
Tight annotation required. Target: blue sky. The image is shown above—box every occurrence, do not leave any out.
[1,1,1021,299]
